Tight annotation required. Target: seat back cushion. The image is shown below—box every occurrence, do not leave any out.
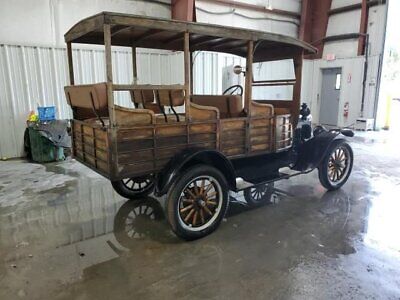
[191,95,243,118]
[131,89,155,105]
[158,89,185,107]
[64,83,108,120]
[65,83,107,110]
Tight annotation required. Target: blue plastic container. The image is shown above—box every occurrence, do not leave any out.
[38,106,56,121]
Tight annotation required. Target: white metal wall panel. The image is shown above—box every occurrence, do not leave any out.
[195,0,300,38]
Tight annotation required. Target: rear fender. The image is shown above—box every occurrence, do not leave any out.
[155,148,236,196]
[292,131,346,171]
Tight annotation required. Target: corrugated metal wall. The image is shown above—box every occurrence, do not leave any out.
[0,44,246,158]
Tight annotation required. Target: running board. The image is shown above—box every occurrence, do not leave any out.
[234,167,313,192]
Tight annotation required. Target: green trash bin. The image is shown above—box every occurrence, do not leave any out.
[28,127,65,163]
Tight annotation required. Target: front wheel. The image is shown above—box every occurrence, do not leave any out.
[318,140,353,191]
[111,174,155,199]
[166,165,229,240]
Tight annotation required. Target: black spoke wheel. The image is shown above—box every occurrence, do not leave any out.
[111,174,155,199]
[244,183,274,207]
[166,165,229,240]
[318,140,353,191]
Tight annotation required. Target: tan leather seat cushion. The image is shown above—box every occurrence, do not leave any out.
[158,89,185,107]
[191,95,243,118]
[131,89,155,105]
[65,83,108,110]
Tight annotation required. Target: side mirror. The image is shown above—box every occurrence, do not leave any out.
[233,65,244,75]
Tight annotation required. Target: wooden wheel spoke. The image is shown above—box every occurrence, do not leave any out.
[207,191,217,198]
[204,183,213,194]
[186,189,197,199]
[184,208,196,223]
[180,204,194,213]
[199,209,205,224]
[207,200,217,206]
[192,211,198,226]
[182,198,194,204]
[200,179,206,194]
[202,205,213,216]
[193,181,201,195]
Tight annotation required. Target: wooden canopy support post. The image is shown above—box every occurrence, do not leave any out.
[104,24,115,125]
[292,52,303,128]
[104,23,117,176]
[67,42,74,85]
[244,40,254,114]
[184,32,191,120]
[132,46,138,84]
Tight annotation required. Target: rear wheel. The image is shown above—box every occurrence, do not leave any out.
[244,183,274,207]
[166,165,229,240]
[318,141,353,191]
[111,174,154,199]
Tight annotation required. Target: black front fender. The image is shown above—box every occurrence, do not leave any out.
[292,131,346,171]
[154,148,236,196]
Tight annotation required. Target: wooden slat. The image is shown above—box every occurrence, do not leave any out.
[220,120,246,130]
[189,123,216,134]
[222,147,246,156]
[117,128,153,141]
[117,139,154,152]
[156,125,186,137]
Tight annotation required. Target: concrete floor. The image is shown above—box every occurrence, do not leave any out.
[1,132,400,300]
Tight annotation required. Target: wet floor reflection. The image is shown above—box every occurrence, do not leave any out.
[2,139,400,299]
[364,177,400,255]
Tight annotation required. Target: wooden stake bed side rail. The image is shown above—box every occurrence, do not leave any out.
[71,119,111,178]
[70,113,281,181]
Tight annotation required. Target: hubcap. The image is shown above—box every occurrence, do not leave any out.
[327,146,350,185]
[177,176,223,232]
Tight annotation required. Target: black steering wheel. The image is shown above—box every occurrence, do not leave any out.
[223,85,243,96]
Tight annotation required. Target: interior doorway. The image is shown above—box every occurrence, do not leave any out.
[319,68,342,126]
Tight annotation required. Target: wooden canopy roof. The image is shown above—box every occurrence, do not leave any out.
[65,12,317,62]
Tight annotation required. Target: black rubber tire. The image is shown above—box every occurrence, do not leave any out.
[111,175,155,200]
[243,183,274,208]
[318,140,353,191]
[166,165,229,241]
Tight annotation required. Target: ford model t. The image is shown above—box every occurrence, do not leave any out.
[64,12,354,240]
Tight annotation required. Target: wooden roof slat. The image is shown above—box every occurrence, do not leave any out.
[111,25,131,37]
[163,32,185,45]
[211,40,247,50]
[191,36,227,48]
[65,12,317,60]
[133,28,164,43]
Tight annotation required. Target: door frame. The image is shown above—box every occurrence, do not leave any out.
[318,67,343,126]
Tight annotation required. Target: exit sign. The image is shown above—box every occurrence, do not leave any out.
[326,54,336,61]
